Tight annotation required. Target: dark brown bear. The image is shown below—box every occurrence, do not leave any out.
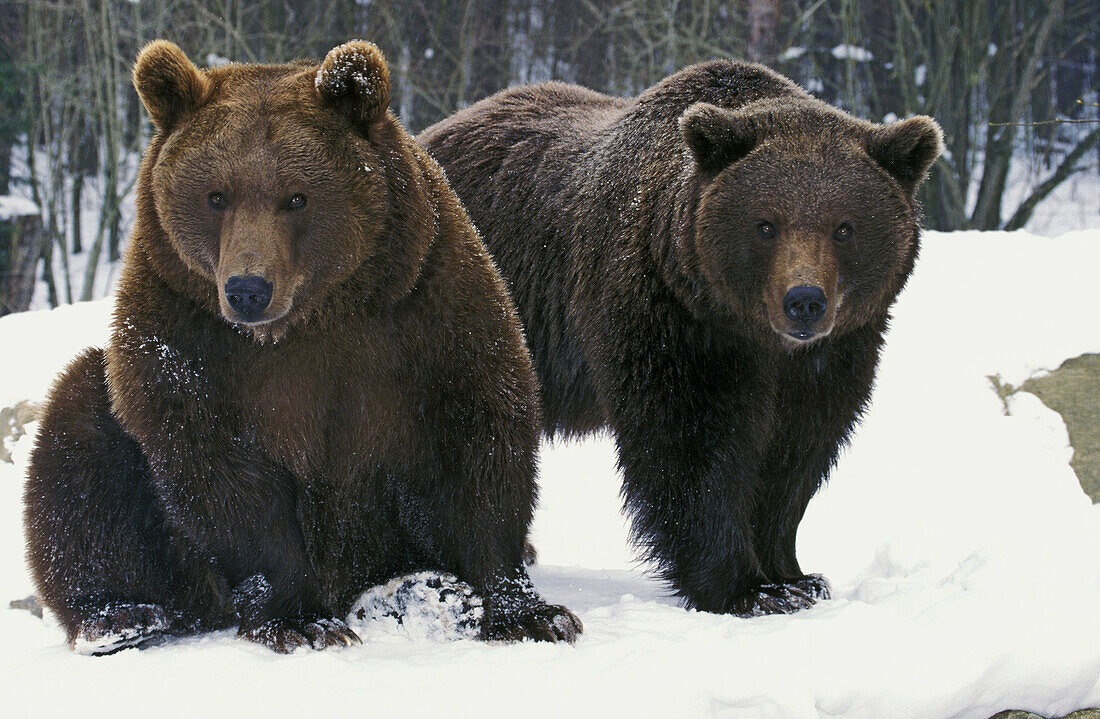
[23,40,581,655]
[420,62,942,616]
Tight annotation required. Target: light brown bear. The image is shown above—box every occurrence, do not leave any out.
[23,40,581,654]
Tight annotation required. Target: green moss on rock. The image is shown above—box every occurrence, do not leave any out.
[1022,354,1100,503]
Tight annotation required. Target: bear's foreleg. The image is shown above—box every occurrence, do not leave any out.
[399,399,582,643]
[141,450,360,653]
[111,379,358,652]
[108,317,361,652]
[476,565,582,643]
[605,353,821,617]
[753,443,835,602]
[613,418,788,616]
[752,335,880,601]
[412,478,582,643]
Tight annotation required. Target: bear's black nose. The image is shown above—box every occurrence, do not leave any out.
[783,286,827,325]
[225,275,273,321]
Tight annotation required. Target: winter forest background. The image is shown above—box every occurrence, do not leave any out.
[1,4,1099,716]
[0,0,1097,317]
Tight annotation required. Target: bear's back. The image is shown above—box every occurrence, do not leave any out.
[417,61,817,437]
[420,81,627,188]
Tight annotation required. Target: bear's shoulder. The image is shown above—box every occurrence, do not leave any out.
[634,60,809,114]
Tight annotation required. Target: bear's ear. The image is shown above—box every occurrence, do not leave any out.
[866,116,944,195]
[133,40,209,131]
[315,40,391,132]
[680,103,759,175]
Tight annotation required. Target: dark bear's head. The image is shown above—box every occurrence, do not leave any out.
[133,40,397,341]
[680,98,942,350]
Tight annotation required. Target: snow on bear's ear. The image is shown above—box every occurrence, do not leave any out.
[132,40,209,131]
[680,103,759,175]
[316,40,391,133]
[866,116,943,196]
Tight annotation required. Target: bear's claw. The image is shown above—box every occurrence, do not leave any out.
[481,603,583,644]
[733,575,831,617]
[239,615,361,653]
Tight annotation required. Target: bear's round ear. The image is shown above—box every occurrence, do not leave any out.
[315,40,391,132]
[133,40,209,131]
[866,116,944,196]
[680,103,759,175]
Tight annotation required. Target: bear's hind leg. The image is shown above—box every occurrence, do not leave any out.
[23,349,212,654]
[67,600,173,656]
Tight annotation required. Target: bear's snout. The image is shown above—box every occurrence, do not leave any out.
[783,286,827,329]
[224,275,273,322]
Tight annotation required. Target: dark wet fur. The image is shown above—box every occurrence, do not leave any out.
[421,61,940,615]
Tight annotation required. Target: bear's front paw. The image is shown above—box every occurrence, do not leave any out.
[239,615,361,653]
[733,580,824,618]
[73,602,171,656]
[481,603,583,644]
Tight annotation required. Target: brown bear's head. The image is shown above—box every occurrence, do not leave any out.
[680,99,942,351]
[132,40,399,341]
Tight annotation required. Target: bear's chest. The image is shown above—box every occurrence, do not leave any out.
[122,306,427,487]
[241,333,413,484]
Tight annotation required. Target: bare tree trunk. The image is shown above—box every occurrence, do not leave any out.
[469,0,511,103]
[70,172,83,254]
[0,212,43,316]
[747,0,780,63]
[571,0,611,91]
[971,0,1064,230]
[1004,124,1100,230]
[0,0,21,197]
[0,141,10,197]
[861,0,899,120]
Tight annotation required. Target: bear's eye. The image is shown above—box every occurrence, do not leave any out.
[208,192,227,210]
[833,223,853,242]
[287,194,308,210]
[756,221,776,240]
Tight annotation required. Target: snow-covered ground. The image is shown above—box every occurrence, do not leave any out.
[1,229,1099,719]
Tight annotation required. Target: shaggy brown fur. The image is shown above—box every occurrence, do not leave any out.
[24,40,580,654]
[420,62,942,616]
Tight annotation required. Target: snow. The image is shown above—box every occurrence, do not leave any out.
[2,229,1100,718]
[1004,165,1100,236]
[780,46,806,62]
[316,40,385,98]
[348,572,483,641]
[804,78,825,94]
[0,298,112,408]
[831,44,874,62]
[0,195,39,220]
[205,53,231,68]
[915,64,927,87]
